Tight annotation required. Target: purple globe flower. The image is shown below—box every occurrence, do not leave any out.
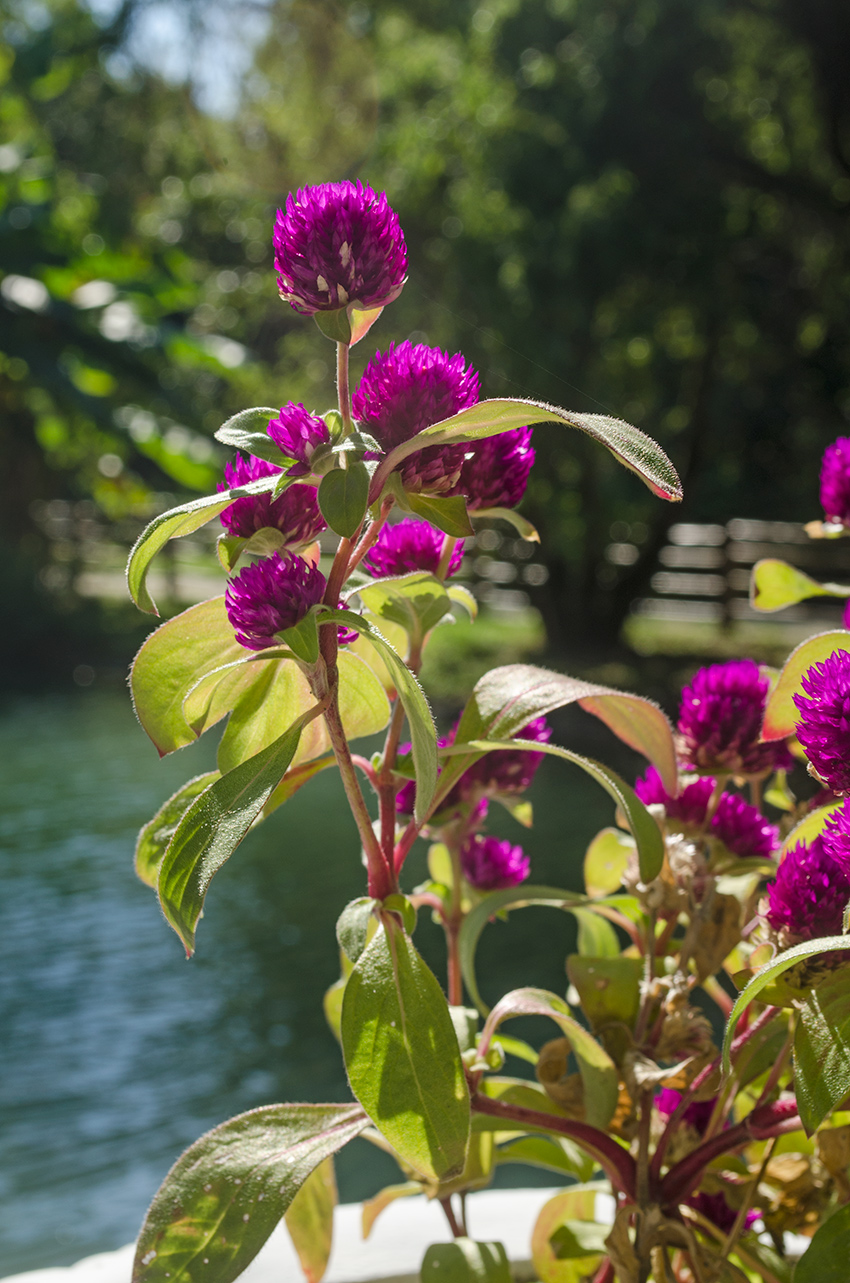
[713,793,779,861]
[764,836,850,941]
[820,437,850,527]
[454,427,535,511]
[364,518,465,579]
[656,1087,716,1135]
[794,650,850,793]
[219,455,326,545]
[635,765,715,827]
[225,551,325,651]
[461,834,530,891]
[820,798,850,875]
[267,403,331,476]
[352,341,479,494]
[677,659,793,777]
[394,732,455,817]
[273,181,407,317]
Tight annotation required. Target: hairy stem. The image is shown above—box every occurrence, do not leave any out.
[471,1093,637,1199]
[346,500,393,576]
[337,341,353,435]
[437,534,459,580]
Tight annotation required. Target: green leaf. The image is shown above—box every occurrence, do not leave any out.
[321,609,437,822]
[531,1185,604,1283]
[566,956,643,1030]
[132,1102,368,1283]
[494,1134,594,1181]
[794,1203,850,1283]
[763,632,850,741]
[404,491,474,537]
[336,897,377,964]
[795,968,850,1134]
[447,583,478,619]
[284,1155,336,1283]
[482,987,619,1130]
[213,406,286,463]
[573,908,621,957]
[780,799,847,855]
[550,1221,611,1260]
[131,597,247,755]
[126,476,276,614]
[158,708,316,953]
[318,463,370,537]
[374,398,683,503]
[420,1240,511,1283]
[340,916,470,1181]
[750,558,850,612]
[471,506,540,542]
[721,935,850,1075]
[217,650,390,775]
[492,1034,539,1065]
[135,773,220,887]
[216,527,287,573]
[181,652,289,737]
[357,571,453,646]
[314,307,352,343]
[442,663,678,800]
[280,608,320,664]
[455,740,664,885]
[584,827,633,897]
[458,885,585,1015]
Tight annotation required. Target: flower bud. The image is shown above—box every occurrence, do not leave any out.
[460,834,530,891]
[219,455,326,545]
[266,403,331,477]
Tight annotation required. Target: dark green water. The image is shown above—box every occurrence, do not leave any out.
[0,688,630,1273]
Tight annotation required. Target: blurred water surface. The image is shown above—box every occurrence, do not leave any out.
[0,688,620,1272]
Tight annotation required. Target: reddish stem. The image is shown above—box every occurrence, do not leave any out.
[660,1096,799,1206]
[471,1094,636,1199]
[591,1261,615,1283]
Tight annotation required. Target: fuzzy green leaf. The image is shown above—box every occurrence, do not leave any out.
[318,463,370,537]
[135,773,220,887]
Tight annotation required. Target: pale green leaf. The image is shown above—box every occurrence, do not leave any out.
[284,1155,337,1283]
[341,917,470,1181]
[584,827,633,897]
[750,558,849,613]
[472,507,540,542]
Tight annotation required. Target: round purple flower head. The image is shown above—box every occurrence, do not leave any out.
[455,427,535,511]
[364,518,464,579]
[764,835,850,941]
[273,181,407,317]
[690,1191,759,1235]
[820,437,850,527]
[794,649,850,793]
[712,793,778,860]
[225,551,325,652]
[219,455,326,545]
[461,834,530,891]
[821,798,850,875]
[267,404,330,477]
[677,659,793,777]
[635,766,715,828]
[353,341,479,494]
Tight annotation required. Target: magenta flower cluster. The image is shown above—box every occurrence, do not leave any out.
[273,180,407,316]
[219,455,326,546]
[225,551,326,651]
[820,437,850,527]
[364,519,465,579]
[635,766,778,860]
[454,426,535,511]
[460,834,530,891]
[267,404,330,476]
[353,341,479,494]
[677,659,792,777]
[793,649,850,793]
[764,834,850,942]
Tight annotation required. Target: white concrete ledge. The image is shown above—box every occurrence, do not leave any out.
[0,1188,567,1283]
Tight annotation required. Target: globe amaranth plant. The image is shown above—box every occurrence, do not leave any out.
[125,180,850,1283]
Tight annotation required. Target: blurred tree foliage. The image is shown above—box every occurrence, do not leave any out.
[2,0,850,668]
